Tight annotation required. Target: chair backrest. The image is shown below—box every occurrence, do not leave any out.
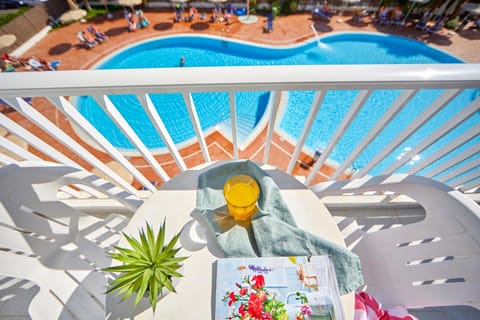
[312,174,480,310]
[0,161,143,319]
[76,31,86,42]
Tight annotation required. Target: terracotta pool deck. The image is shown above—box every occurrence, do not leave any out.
[7,9,480,189]
[22,10,480,68]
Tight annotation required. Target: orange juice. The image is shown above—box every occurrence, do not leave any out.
[224,175,260,221]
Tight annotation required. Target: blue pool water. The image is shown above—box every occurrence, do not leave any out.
[79,33,479,178]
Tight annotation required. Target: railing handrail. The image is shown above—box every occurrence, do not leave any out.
[1,64,480,97]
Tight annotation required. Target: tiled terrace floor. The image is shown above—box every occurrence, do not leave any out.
[5,9,480,189]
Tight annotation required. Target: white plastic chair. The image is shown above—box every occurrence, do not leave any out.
[312,174,480,310]
[0,161,143,319]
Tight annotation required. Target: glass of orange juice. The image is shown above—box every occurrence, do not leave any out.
[223,175,260,221]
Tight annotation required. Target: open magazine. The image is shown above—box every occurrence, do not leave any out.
[214,256,345,320]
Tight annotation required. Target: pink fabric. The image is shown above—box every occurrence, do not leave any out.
[354,292,418,320]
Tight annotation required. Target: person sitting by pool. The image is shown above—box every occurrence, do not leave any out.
[0,59,15,72]
[127,12,138,31]
[183,7,194,22]
[377,6,389,24]
[423,17,444,35]
[211,7,218,22]
[88,26,108,43]
[200,11,206,20]
[390,6,403,25]
[77,31,97,49]
[224,12,232,24]
[189,6,198,21]
[180,56,185,67]
[83,31,98,47]
[136,9,150,28]
[1,53,28,67]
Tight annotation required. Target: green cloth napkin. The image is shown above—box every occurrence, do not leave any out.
[195,160,364,294]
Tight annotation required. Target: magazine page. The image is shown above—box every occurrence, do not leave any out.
[214,256,345,320]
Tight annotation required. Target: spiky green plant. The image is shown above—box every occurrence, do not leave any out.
[103,220,187,312]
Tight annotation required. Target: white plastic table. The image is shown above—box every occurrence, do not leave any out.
[106,164,354,319]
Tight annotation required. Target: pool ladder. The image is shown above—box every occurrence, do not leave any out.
[310,24,322,47]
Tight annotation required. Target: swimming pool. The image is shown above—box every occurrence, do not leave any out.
[78,32,479,177]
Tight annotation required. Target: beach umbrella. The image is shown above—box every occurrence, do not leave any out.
[445,0,458,16]
[118,0,142,10]
[402,0,430,24]
[59,9,87,24]
[0,34,16,50]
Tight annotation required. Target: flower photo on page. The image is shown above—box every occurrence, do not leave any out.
[215,256,344,320]
[222,273,288,320]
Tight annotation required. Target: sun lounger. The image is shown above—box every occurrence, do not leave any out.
[378,11,389,25]
[234,7,246,16]
[136,9,149,28]
[424,20,443,35]
[473,18,480,29]
[87,26,108,43]
[415,20,427,30]
[76,31,97,49]
[28,58,43,70]
[49,60,61,70]
[312,8,331,22]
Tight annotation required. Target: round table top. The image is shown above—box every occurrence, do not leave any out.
[107,163,354,319]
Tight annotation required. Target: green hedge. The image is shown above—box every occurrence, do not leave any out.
[0,7,29,28]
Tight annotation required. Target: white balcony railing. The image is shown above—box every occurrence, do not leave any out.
[0,64,479,199]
